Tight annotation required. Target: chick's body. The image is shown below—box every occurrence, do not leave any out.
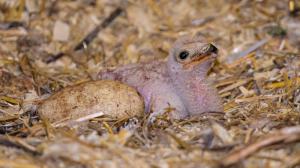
[98,36,223,119]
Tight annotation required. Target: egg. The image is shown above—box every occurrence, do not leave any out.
[38,80,144,123]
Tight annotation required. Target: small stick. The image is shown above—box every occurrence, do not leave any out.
[45,7,123,63]
[52,111,105,128]
[0,135,40,155]
[221,126,300,167]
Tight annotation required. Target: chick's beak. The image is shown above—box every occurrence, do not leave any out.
[208,44,218,54]
[183,43,218,70]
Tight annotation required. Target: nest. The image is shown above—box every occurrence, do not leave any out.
[0,0,300,167]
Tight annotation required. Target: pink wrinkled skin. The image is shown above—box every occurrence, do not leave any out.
[98,36,223,119]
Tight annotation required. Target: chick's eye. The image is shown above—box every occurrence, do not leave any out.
[178,51,189,60]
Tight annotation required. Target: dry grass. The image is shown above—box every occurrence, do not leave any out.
[0,0,300,167]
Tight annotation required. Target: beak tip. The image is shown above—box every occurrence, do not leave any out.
[209,44,218,54]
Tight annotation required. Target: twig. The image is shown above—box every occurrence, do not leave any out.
[74,7,123,51]
[0,135,40,155]
[0,21,24,29]
[52,111,105,128]
[221,126,300,167]
[45,7,123,63]
[226,38,269,65]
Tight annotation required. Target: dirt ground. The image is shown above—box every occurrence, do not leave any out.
[0,0,300,168]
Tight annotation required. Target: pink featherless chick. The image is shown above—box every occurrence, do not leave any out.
[98,36,223,119]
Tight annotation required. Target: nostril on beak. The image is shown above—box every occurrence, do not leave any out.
[209,44,218,54]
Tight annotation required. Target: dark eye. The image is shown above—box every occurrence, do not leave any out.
[178,51,189,60]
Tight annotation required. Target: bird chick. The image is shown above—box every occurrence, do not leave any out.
[98,36,223,119]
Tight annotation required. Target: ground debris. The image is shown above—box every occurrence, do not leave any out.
[0,0,299,167]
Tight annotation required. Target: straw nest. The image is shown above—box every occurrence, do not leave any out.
[0,0,300,167]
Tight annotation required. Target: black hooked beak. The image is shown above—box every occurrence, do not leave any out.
[208,44,218,54]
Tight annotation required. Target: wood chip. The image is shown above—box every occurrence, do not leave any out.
[53,20,70,42]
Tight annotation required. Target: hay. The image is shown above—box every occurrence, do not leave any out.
[0,0,300,167]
